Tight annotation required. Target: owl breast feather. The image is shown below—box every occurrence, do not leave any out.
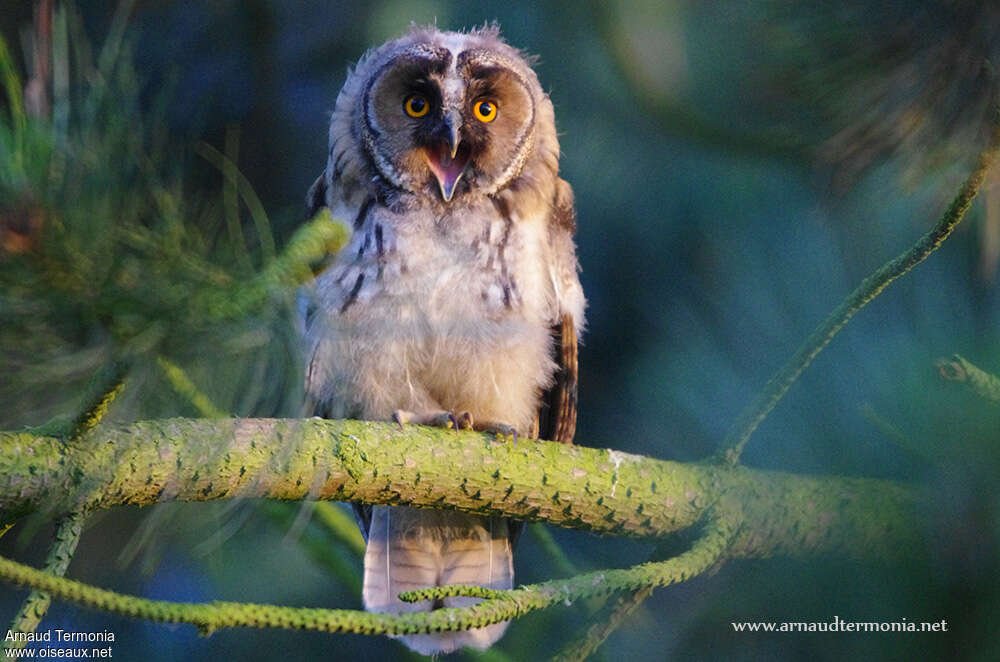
[306,196,557,432]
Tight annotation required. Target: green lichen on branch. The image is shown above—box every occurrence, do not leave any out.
[0,418,922,561]
[4,359,116,646]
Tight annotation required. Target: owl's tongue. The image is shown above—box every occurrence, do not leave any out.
[424,142,471,202]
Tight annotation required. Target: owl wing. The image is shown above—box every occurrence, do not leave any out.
[510,180,583,549]
[537,313,578,444]
[537,178,584,445]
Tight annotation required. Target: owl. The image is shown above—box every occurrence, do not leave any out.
[301,25,585,655]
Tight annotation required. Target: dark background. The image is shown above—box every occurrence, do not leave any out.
[2,1,999,660]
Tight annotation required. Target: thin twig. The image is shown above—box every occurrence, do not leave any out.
[156,356,227,418]
[4,511,86,652]
[719,110,1000,465]
[0,518,735,639]
[549,520,725,661]
[551,587,653,662]
[68,363,127,443]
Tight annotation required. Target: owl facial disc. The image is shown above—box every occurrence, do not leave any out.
[424,140,471,201]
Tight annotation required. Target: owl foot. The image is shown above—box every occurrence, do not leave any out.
[392,409,473,431]
[391,410,516,442]
[472,419,518,444]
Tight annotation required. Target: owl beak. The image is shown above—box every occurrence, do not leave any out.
[424,140,470,202]
[421,111,468,201]
[445,112,462,159]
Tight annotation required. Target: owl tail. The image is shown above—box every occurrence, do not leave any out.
[361,505,514,655]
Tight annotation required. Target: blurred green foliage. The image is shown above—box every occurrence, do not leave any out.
[0,4,308,432]
[2,1,1000,660]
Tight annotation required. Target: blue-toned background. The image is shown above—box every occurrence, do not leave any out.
[3,1,999,660]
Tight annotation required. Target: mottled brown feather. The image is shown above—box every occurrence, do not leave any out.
[538,313,578,445]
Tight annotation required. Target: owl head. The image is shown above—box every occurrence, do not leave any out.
[311,26,560,212]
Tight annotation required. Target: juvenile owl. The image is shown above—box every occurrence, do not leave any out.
[302,25,584,655]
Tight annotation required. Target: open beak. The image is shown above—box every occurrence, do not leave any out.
[423,111,469,201]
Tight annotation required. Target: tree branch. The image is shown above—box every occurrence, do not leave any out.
[0,417,924,642]
[1,418,921,561]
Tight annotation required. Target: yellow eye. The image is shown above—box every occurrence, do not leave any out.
[404,95,429,118]
[473,99,498,123]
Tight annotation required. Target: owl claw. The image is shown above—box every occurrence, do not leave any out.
[391,410,513,442]
[455,411,474,430]
[392,409,474,432]
[391,410,407,431]
[474,420,518,444]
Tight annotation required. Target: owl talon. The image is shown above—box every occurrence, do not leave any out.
[391,410,407,431]
[474,420,518,444]
[392,409,474,431]
[455,411,474,430]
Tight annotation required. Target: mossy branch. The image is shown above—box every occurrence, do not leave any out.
[719,109,1000,466]
[154,355,368,590]
[398,585,509,603]
[0,418,921,560]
